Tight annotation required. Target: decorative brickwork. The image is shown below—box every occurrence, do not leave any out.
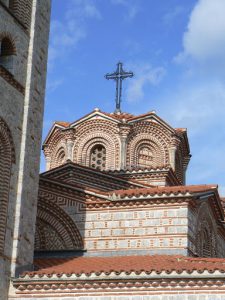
[34,171,225,259]
[43,110,191,185]
[51,145,66,168]
[195,202,217,257]
[0,117,15,254]
[126,122,170,168]
[0,66,25,93]
[35,197,84,251]
[89,144,106,170]
[74,120,121,170]
[9,0,32,29]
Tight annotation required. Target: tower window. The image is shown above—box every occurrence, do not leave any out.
[90,145,106,171]
[0,37,16,74]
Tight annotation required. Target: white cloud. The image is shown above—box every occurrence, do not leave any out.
[163,81,225,135]
[125,63,166,103]
[177,0,225,64]
[48,0,101,69]
[156,81,225,192]
[47,78,64,93]
[111,0,140,20]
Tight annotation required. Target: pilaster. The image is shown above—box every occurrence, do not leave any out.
[64,128,75,161]
[119,120,130,170]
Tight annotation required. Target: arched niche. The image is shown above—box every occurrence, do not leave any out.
[35,198,84,251]
[0,117,15,254]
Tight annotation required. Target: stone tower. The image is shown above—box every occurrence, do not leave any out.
[0,1,51,299]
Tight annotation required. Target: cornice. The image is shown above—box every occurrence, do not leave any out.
[13,271,225,294]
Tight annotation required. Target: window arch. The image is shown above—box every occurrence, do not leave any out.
[89,145,106,171]
[138,145,154,167]
[197,226,216,258]
[196,203,217,258]
[35,198,84,251]
[135,141,163,168]
[0,118,15,254]
[55,148,66,167]
[128,135,168,169]
[0,37,16,74]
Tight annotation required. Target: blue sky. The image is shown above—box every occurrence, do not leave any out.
[42,0,225,195]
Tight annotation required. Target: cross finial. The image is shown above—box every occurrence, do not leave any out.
[105,62,134,113]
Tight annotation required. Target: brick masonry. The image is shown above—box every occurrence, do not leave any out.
[8,295,225,300]
[0,1,51,299]
[72,205,189,256]
[36,181,225,258]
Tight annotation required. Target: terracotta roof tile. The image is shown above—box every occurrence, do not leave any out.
[55,121,70,127]
[102,112,134,120]
[175,128,187,132]
[22,255,225,278]
[109,184,217,198]
[128,111,156,121]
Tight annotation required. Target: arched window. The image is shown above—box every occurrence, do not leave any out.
[0,37,15,74]
[90,145,106,171]
[56,149,66,166]
[138,145,154,167]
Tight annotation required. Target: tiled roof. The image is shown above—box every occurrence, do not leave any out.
[175,128,187,132]
[55,121,70,127]
[109,184,217,198]
[102,112,134,120]
[23,255,225,278]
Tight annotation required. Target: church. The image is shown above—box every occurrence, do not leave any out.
[1,1,225,300]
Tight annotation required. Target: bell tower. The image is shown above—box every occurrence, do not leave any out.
[0,1,51,299]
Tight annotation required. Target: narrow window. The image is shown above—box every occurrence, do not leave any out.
[0,37,15,74]
[90,145,106,171]
[56,149,66,166]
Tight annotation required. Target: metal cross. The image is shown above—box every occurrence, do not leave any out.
[105,62,134,113]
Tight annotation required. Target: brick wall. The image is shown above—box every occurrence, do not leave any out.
[65,203,189,256]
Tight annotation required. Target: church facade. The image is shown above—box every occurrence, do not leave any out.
[1,1,225,300]
[10,110,225,299]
